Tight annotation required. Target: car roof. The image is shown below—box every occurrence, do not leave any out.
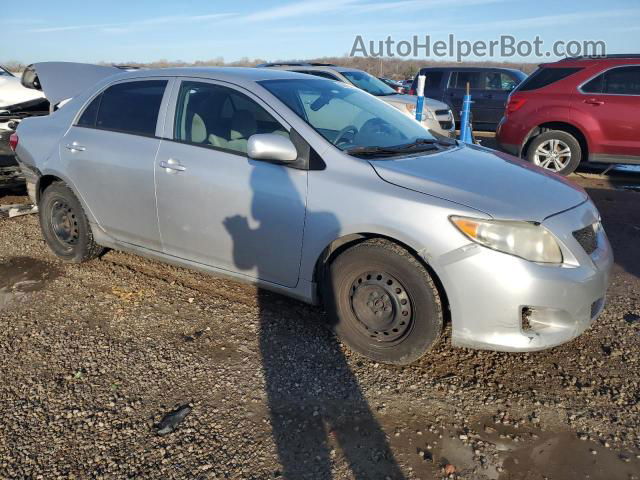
[112,66,317,83]
[417,66,525,74]
[540,55,640,68]
[260,64,364,75]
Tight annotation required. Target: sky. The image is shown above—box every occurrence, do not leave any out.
[1,0,639,64]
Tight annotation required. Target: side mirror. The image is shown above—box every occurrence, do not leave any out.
[247,133,298,163]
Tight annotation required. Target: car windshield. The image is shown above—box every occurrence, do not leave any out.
[341,70,397,96]
[0,66,13,77]
[260,78,443,156]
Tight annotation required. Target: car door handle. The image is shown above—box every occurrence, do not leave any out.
[159,159,186,172]
[65,143,86,152]
[584,98,604,106]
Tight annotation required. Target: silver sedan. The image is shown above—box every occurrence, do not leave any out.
[12,65,612,364]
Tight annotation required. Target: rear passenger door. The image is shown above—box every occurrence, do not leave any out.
[60,78,172,250]
[154,79,307,288]
[577,65,640,160]
[446,71,484,123]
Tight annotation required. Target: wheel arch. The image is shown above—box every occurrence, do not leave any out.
[312,233,451,325]
[36,174,64,203]
[521,122,589,163]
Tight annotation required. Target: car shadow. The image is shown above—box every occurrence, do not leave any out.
[585,187,640,280]
[224,162,405,479]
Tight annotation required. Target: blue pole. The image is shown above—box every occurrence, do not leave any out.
[415,74,425,122]
[459,83,474,144]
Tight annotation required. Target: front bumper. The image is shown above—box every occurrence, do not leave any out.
[435,201,613,352]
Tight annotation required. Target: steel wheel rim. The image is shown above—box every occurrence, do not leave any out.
[533,139,572,171]
[349,271,413,344]
[50,200,79,250]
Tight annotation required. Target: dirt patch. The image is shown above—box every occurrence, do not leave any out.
[0,256,60,308]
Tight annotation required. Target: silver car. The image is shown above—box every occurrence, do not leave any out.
[13,66,612,364]
[258,63,455,137]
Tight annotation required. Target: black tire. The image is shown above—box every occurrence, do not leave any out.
[322,239,443,365]
[526,130,581,176]
[39,182,105,263]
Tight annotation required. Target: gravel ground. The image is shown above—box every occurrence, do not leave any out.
[0,175,639,480]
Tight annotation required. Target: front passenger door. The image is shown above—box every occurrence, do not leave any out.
[155,79,308,288]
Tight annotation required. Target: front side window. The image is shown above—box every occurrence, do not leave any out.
[483,72,518,91]
[341,70,396,96]
[603,66,640,95]
[261,78,437,154]
[174,81,288,155]
[581,66,640,95]
[78,80,167,136]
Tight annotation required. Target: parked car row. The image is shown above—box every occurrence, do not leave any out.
[408,66,528,131]
[10,63,612,365]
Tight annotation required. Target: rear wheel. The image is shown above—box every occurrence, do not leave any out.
[526,130,581,176]
[322,239,443,365]
[39,182,105,263]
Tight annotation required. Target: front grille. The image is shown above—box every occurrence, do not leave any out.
[435,109,450,116]
[573,224,597,255]
[439,121,454,130]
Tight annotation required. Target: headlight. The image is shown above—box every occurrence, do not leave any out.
[405,104,434,120]
[450,216,563,264]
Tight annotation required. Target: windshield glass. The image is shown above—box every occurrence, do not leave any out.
[260,78,437,152]
[341,70,396,96]
[0,66,13,77]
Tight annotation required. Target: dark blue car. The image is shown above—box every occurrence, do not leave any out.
[410,67,527,131]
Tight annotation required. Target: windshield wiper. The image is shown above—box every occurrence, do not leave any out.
[347,137,455,157]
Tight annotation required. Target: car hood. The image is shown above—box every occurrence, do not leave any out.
[370,144,588,222]
[0,76,44,109]
[381,94,449,111]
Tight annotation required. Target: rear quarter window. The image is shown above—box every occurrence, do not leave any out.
[412,70,444,91]
[517,67,583,92]
[90,80,167,136]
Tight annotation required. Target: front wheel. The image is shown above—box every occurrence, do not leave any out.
[39,182,105,263]
[322,239,443,365]
[526,130,581,176]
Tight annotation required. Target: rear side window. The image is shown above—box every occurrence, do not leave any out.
[517,67,582,91]
[411,70,444,91]
[581,66,640,95]
[449,71,483,89]
[78,94,101,127]
[79,80,167,136]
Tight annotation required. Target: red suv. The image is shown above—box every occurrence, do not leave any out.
[496,55,640,175]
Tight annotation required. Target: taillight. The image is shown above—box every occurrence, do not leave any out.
[9,133,18,151]
[409,88,415,95]
[506,97,527,114]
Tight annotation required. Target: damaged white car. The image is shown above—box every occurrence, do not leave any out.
[0,65,49,128]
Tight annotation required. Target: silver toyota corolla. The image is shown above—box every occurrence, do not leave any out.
[12,66,612,365]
